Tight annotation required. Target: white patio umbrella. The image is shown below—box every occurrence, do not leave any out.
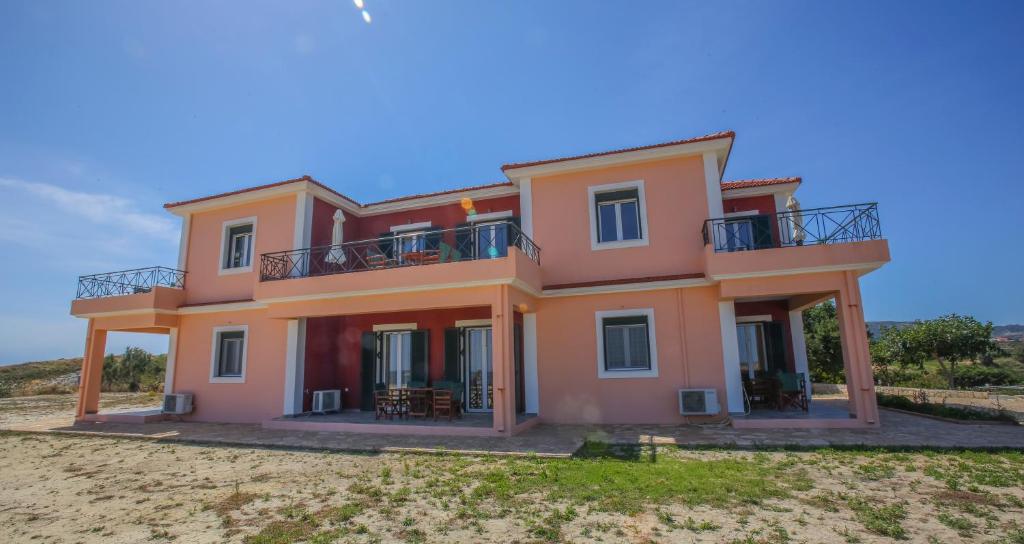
[325,209,347,264]
[786,195,806,245]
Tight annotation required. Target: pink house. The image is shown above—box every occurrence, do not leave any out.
[70,131,890,435]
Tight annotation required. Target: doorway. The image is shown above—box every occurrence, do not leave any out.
[465,327,493,412]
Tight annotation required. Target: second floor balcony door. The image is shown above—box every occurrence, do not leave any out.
[475,222,508,259]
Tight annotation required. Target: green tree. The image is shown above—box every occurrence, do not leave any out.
[803,301,846,383]
[873,314,993,389]
[101,346,164,392]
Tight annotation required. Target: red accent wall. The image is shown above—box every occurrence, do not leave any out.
[310,195,520,249]
[302,307,493,411]
[734,300,795,370]
[722,195,782,247]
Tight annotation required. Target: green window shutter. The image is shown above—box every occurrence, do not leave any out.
[443,328,462,382]
[410,330,430,385]
[752,215,775,249]
[424,227,444,252]
[764,322,788,374]
[454,223,473,258]
[360,332,376,411]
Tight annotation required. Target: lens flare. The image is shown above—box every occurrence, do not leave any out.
[361,10,371,23]
[487,246,498,258]
[353,0,364,8]
[467,208,477,216]
[460,197,474,210]
[517,303,529,313]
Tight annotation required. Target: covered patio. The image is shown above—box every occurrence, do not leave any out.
[718,269,880,428]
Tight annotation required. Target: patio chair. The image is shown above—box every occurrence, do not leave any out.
[374,389,393,420]
[439,243,462,263]
[389,388,408,419]
[407,388,430,419]
[433,389,454,421]
[776,372,808,412]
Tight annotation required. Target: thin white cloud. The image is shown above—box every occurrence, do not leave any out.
[0,178,178,244]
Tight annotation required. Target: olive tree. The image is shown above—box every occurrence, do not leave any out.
[873,314,993,389]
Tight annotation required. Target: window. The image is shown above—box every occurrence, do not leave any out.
[595,308,658,378]
[210,326,247,383]
[219,217,257,274]
[596,190,641,243]
[588,180,648,250]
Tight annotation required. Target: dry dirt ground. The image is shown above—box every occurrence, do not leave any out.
[1,396,1023,543]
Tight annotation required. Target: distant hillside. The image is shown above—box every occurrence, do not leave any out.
[867,322,1024,340]
[0,349,166,398]
[0,358,82,397]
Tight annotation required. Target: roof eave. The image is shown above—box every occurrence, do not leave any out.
[501,134,734,180]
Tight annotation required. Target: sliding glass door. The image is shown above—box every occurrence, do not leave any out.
[465,327,493,412]
[379,331,412,389]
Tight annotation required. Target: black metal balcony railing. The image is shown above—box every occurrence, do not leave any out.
[76,266,186,299]
[261,221,541,281]
[702,203,881,253]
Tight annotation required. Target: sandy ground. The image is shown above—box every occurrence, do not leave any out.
[1,395,1023,543]
[0,392,160,427]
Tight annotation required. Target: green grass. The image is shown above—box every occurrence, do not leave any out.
[937,512,976,537]
[470,442,809,514]
[847,497,908,539]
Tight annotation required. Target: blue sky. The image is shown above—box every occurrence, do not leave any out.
[1,0,1022,364]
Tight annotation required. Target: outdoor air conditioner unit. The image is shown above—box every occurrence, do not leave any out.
[162,393,193,415]
[678,389,720,416]
[312,390,342,414]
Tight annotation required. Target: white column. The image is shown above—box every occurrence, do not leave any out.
[176,215,191,271]
[283,318,307,416]
[789,309,812,400]
[290,192,314,277]
[523,313,539,414]
[164,327,179,394]
[703,151,724,219]
[718,301,744,413]
[518,177,534,237]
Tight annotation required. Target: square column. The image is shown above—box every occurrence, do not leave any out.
[164,327,179,395]
[718,301,744,413]
[835,271,879,425]
[788,310,812,400]
[76,319,107,419]
[491,285,516,433]
[283,318,307,416]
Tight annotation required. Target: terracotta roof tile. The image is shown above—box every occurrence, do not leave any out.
[163,176,512,211]
[360,181,514,207]
[163,175,360,209]
[501,131,735,171]
[720,177,801,191]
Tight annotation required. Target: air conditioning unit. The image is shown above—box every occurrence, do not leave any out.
[312,389,342,414]
[162,393,193,415]
[678,389,720,416]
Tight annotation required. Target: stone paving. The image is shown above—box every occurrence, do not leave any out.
[4,405,1022,457]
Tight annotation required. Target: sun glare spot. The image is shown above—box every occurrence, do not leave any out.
[353,0,364,8]
[362,10,372,24]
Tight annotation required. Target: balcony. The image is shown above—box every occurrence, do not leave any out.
[254,222,543,306]
[260,221,540,281]
[702,203,882,253]
[702,203,889,280]
[76,266,186,299]
[71,266,186,324]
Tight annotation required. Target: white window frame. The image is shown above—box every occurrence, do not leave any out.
[587,180,649,251]
[595,308,658,379]
[209,325,249,383]
[466,210,513,223]
[219,216,257,275]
